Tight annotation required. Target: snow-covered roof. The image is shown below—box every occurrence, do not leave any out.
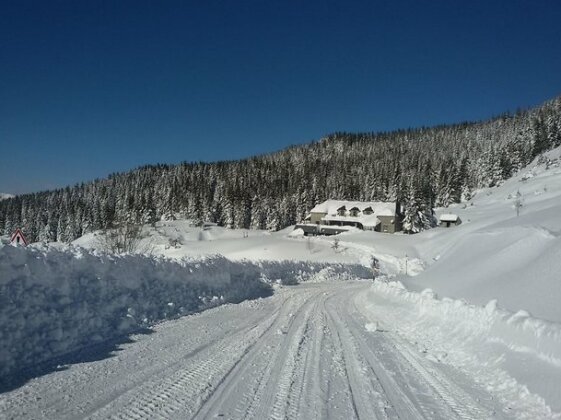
[439,213,460,222]
[377,208,395,217]
[310,200,395,215]
[310,200,396,227]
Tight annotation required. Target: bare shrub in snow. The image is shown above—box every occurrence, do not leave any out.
[97,223,151,254]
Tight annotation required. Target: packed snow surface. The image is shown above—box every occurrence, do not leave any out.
[0,282,537,419]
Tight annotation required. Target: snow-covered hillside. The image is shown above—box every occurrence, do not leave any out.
[410,148,561,322]
[313,147,561,323]
[0,193,14,200]
[2,149,561,418]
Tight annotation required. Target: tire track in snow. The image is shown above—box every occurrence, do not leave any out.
[287,303,329,420]
[341,286,497,419]
[378,330,493,420]
[87,302,286,420]
[0,298,280,420]
[1,281,510,420]
[194,285,363,420]
[193,287,323,420]
[331,294,437,419]
[324,288,394,420]
[107,326,269,419]
[268,301,316,420]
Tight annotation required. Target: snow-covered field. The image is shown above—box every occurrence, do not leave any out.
[1,148,561,418]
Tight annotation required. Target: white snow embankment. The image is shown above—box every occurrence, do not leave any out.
[358,280,561,417]
[0,245,271,378]
[0,245,368,378]
[257,260,371,285]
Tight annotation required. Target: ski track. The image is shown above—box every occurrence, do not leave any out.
[1,281,508,420]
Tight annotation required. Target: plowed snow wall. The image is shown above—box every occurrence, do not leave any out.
[0,246,271,377]
[258,260,372,284]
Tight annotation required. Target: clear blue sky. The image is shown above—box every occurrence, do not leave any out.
[2,0,561,194]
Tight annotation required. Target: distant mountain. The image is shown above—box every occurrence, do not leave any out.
[1,95,560,243]
[0,193,14,201]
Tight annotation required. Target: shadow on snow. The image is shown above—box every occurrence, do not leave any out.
[0,327,155,394]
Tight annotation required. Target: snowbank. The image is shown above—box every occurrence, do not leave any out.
[0,245,271,377]
[406,223,561,321]
[257,260,371,285]
[0,244,367,378]
[358,280,561,417]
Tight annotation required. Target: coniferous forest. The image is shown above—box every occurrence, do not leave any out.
[2,96,561,243]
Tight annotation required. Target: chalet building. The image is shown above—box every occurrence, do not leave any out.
[439,213,462,227]
[298,200,403,235]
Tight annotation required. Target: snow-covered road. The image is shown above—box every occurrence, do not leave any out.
[1,282,505,420]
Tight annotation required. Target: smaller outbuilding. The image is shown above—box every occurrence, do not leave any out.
[439,214,462,228]
[10,228,28,246]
